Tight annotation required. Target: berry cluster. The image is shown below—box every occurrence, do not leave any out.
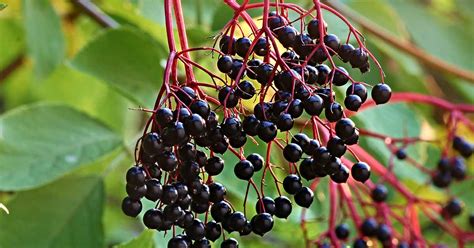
[119,0,474,247]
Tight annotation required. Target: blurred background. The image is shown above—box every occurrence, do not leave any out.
[0,0,473,247]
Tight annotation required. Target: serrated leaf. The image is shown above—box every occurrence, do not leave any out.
[0,176,104,247]
[23,0,65,78]
[115,230,155,248]
[71,27,167,107]
[0,103,122,190]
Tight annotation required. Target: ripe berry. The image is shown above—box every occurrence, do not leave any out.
[303,95,324,116]
[346,83,368,102]
[221,238,239,248]
[222,117,241,137]
[351,162,371,183]
[469,214,474,227]
[161,184,179,205]
[338,43,355,62]
[442,198,463,218]
[281,50,299,62]
[191,201,209,214]
[211,201,232,222]
[257,121,277,142]
[177,211,194,228]
[191,99,211,119]
[254,102,272,120]
[268,12,287,32]
[122,196,142,217]
[283,143,303,162]
[432,171,452,188]
[313,146,331,165]
[335,118,356,140]
[294,186,314,208]
[324,34,341,54]
[157,151,178,171]
[325,156,342,175]
[283,174,303,195]
[353,239,368,248]
[176,86,197,106]
[228,59,246,80]
[143,208,163,229]
[327,136,347,157]
[193,239,211,248]
[167,236,188,248]
[291,133,310,149]
[219,35,235,55]
[126,166,146,186]
[205,221,222,242]
[242,114,260,136]
[344,94,363,112]
[304,139,320,155]
[209,182,226,203]
[186,219,206,241]
[239,221,252,236]
[349,48,368,68]
[251,213,274,236]
[256,63,274,85]
[163,204,184,222]
[277,113,294,131]
[293,34,313,57]
[451,157,467,180]
[218,86,239,108]
[274,196,292,218]
[235,37,252,57]
[300,158,317,181]
[305,65,318,84]
[330,164,350,183]
[155,107,174,126]
[236,80,256,100]
[395,149,407,160]
[254,37,269,56]
[453,136,473,158]
[247,59,262,79]
[278,26,297,48]
[229,211,247,232]
[174,107,191,123]
[205,156,224,176]
[316,64,331,85]
[325,102,344,122]
[372,184,388,203]
[307,19,327,39]
[335,223,350,240]
[376,223,392,241]
[274,69,301,91]
[145,179,163,201]
[217,55,233,73]
[184,114,206,137]
[247,153,264,172]
[360,218,378,237]
[332,67,349,86]
[161,122,187,146]
[256,197,276,215]
[126,183,147,200]
[234,160,255,180]
[371,83,392,104]
[180,161,200,182]
[437,157,451,172]
[343,130,359,145]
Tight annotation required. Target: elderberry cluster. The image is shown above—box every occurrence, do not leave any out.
[121,10,394,248]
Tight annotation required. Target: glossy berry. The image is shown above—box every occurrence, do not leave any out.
[274,196,292,218]
[372,184,388,203]
[247,153,264,171]
[242,115,260,136]
[217,55,233,73]
[256,63,274,85]
[330,164,350,183]
[327,136,347,157]
[335,223,350,240]
[313,146,331,165]
[338,43,355,62]
[283,174,303,195]
[353,239,368,248]
[177,211,194,228]
[221,238,239,248]
[176,86,197,106]
[205,156,224,176]
[122,197,142,217]
[163,204,183,222]
[251,213,274,236]
[126,183,147,200]
[236,80,256,100]
[453,136,473,158]
[332,67,349,86]
[141,132,164,156]
[254,37,269,56]
[316,64,331,85]
[344,94,363,112]
[360,218,378,237]
[145,178,163,201]
[294,186,314,208]
[193,239,211,248]
[161,122,187,146]
[161,184,179,205]
[235,37,252,57]
[209,182,226,203]
[335,118,356,140]
[157,151,178,172]
[277,113,294,131]
[395,149,407,160]
[218,87,239,108]
[229,211,247,232]
[376,223,392,241]
[346,83,368,102]
[239,221,252,236]
[349,48,369,68]
[324,34,341,54]
[325,156,342,175]
[184,114,206,137]
[219,35,235,55]
[256,197,276,215]
[293,34,313,57]
[222,117,241,137]
[371,83,392,104]
[126,166,146,186]
[247,59,262,79]
[278,26,297,48]
[307,19,327,39]
[442,198,463,218]
[234,160,254,180]
[283,143,303,162]
[168,236,188,248]
[432,171,452,188]
[300,158,317,181]
[325,102,344,122]
[228,59,246,79]
[452,157,467,180]
[303,95,324,116]
[205,221,222,242]
[143,209,163,229]
[351,162,371,183]
[190,99,211,119]
[186,219,206,241]
[211,201,232,223]
[155,108,174,127]
[257,121,277,142]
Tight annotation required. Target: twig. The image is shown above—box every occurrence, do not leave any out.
[0,55,24,82]
[326,0,474,83]
[72,0,119,28]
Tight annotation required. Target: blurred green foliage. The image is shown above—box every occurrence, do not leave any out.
[0,0,472,247]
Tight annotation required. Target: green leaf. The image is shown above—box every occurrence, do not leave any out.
[0,19,25,69]
[0,176,104,247]
[71,27,167,107]
[0,103,122,190]
[23,0,65,78]
[115,230,155,248]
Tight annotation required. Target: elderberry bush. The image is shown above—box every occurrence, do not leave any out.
[118,1,473,248]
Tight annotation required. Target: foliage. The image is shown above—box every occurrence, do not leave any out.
[0,0,472,247]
